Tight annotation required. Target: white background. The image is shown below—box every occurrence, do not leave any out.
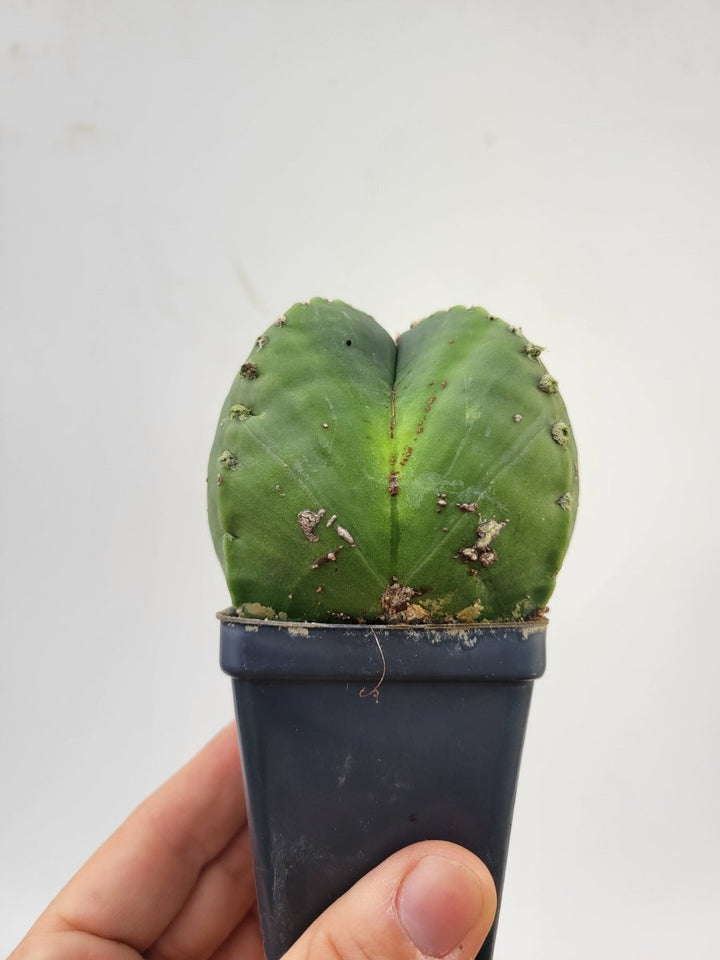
[2,1,719,957]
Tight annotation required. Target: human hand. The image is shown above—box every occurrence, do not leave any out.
[10,724,496,960]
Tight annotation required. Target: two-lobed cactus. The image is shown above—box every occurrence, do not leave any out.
[208,299,578,623]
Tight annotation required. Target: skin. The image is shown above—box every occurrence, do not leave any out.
[10,724,497,960]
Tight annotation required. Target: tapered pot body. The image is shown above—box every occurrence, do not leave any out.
[220,614,546,960]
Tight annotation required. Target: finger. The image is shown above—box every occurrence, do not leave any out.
[212,913,264,960]
[9,929,141,960]
[285,841,497,960]
[146,826,256,960]
[36,723,246,952]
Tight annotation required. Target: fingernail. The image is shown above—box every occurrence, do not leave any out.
[396,855,485,958]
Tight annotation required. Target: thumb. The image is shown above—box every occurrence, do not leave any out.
[284,840,497,960]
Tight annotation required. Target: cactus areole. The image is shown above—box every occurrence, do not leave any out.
[208,299,578,624]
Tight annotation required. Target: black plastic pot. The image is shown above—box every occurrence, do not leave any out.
[220,613,546,960]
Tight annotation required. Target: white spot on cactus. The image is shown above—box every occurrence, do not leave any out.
[218,450,239,470]
[513,414,523,422]
[275,315,287,326]
[557,492,574,510]
[551,421,570,445]
[524,343,544,358]
[456,502,477,513]
[326,514,337,527]
[229,404,252,421]
[538,373,558,394]
[255,335,268,349]
[298,508,326,542]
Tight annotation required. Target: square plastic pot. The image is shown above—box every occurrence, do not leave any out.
[220,613,546,960]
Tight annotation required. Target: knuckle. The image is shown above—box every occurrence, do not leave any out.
[307,922,390,960]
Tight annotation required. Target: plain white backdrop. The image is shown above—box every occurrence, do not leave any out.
[2,1,719,956]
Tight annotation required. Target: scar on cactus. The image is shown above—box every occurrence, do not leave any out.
[456,518,507,568]
[298,509,326,542]
[476,519,507,549]
[455,599,485,623]
[381,578,428,623]
[311,546,344,569]
[336,525,356,547]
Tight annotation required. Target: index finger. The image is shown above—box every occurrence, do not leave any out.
[36,723,247,952]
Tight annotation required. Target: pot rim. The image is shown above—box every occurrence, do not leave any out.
[219,610,547,681]
[216,607,548,632]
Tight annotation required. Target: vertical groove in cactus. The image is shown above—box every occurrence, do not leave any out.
[208,298,578,623]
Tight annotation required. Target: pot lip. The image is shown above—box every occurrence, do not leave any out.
[216,607,548,632]
[218,608,547,681]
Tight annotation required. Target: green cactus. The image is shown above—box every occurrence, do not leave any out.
[208,298,578,623]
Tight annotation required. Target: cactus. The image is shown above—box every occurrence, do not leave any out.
[208,298,578,623]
